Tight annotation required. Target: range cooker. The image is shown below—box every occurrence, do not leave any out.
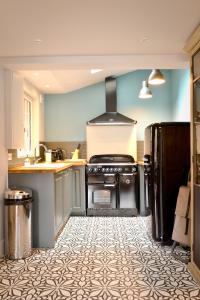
[86,154,139,216]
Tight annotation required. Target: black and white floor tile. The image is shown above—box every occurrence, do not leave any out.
[0,216,199,299]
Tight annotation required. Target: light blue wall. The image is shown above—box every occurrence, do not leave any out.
[171,69,190,121]
[45,81,105,141]
[44,69,189,141]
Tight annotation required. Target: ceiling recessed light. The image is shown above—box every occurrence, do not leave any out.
[34,39,42,44]
[140,37,149,43]
[90,69,102,74]
[33,72,39,77]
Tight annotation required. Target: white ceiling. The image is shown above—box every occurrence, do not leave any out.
[0,0,200,93]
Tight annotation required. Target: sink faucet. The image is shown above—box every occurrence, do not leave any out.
[33,143,48,164]
[39,143,48,152]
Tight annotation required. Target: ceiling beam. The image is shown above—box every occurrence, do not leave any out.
[0,54,189,71]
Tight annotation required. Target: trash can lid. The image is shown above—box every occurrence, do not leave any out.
[4,189,30,199]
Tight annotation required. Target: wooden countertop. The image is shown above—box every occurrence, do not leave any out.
[137,160,144,165]
[8,159,87,174]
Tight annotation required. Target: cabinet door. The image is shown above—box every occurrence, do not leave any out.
[74,169,81,209]
[63,170,72,220]
[193,51,200,272]
[71,166,86,215]
[193,77,200,269]
[5,70,24,149]
[194,80,200,184]
[55,174,63,233]
[68,169,73,213]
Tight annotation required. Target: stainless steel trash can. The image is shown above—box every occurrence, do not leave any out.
[4,188,33,259]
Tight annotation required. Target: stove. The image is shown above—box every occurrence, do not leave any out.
[87,163,137,175]
[86,154,139,216]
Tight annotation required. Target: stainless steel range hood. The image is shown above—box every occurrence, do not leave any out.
[87,76,137,125]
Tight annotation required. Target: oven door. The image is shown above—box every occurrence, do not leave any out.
[87,174,117,209]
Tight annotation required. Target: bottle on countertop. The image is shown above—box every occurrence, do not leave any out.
[45,150,52,163]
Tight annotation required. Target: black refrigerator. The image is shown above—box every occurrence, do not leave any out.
[144,122,190,244]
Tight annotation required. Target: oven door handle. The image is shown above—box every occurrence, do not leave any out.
[104,184,116,187]
[104,174,115,176]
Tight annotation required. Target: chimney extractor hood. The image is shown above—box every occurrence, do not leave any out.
[87,77,137,125]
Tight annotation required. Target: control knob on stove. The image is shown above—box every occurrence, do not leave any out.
[132,167,137,172]
[114,168,118,172]
[87,168,92,173]
[106,168,109,172]
[93,168,98,173]
[118,167,122,172]
[102,168,106,172]
[110,168,113,172]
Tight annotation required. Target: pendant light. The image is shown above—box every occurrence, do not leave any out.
[148,69,165,85]
[138,80,152,99]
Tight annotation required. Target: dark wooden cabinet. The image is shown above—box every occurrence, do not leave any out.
[194,184,200,268]
[193,50,200,79]
[193,80,200,185]
[192,50,200,270]
[193,55,200,269]
[185,25,200,283]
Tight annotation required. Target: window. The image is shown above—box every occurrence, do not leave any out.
[17,94,33,157]
[24,95,32,153]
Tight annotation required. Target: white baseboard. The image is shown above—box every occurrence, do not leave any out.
[0,239,4,257]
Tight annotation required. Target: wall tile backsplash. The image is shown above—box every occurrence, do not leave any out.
[8,149,26,166]
[43,141,87,159]
[8,140,144,165]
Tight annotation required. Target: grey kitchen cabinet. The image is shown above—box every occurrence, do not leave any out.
[71,166,86,215]
[55,169,74,236]
[63,169,73,221]
[8,165,86,248]
[9,172,56,248]
[54,172,64,235]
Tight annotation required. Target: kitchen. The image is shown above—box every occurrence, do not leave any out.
[1,1,200,299]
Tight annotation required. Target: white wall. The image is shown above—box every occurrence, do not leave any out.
[87,125,137,160]
[0,69,8,256]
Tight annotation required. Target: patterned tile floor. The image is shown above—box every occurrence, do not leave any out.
[0,216,200,300]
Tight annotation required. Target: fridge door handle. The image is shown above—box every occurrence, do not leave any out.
[144,173,150,209]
